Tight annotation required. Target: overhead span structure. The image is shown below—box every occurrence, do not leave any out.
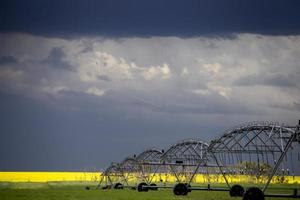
[133,148,163,191]
[161,139,209,165]
[98,148,163,190]
[154,139,209,183]
[184,121,300,200]
[97,163,124,189]
[135,148,162,163]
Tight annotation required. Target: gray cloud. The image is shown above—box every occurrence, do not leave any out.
[1,33,299,118]
[97,75,112,82]
[270,100,300,112]
[128,92,261,116]
[1,33,300,171]
[235,73,299,88]
[0,55,18,65]
[294,101,300,111]
[42,47,74,71]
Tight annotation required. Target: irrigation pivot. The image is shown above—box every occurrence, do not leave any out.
[97,120,300,200]
[188,121,300,200]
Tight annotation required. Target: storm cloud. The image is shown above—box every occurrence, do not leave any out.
[1,0,300,37]
[0,33,300,171]
[0,56,18,65]
[42,47,74,71]
[0,1,300,171]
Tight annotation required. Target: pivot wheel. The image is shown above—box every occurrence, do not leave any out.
[102,185,111,190]
[230,184,245,197]
[137,182,149,192]
[173,183,188,196]
[185,183,192,193]
[113,183,124,189]
[102,185,108,190]
[243,187,265,200]
[150,183,158,191]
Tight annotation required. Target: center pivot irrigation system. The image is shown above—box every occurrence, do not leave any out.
[97,148,163,190]
[96,121,300,200]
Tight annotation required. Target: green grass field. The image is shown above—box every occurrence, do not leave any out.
[0,182,299,200]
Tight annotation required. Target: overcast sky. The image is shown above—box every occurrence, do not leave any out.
[0,0,300,171]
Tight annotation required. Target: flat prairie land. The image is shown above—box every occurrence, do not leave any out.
[0,182,299,200]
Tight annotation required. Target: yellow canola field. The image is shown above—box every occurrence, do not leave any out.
[119,173,300,184]
[0,172,300,184]
[0,172,101,182]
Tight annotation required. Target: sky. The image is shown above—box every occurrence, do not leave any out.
[0,0,300,171]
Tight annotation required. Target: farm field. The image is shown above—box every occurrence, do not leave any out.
[0,182,299,200]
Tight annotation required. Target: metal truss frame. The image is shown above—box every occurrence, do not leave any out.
[190,121,300,193]
[98,148,163,187]
[98,120,300,199]
[149,139,210,183]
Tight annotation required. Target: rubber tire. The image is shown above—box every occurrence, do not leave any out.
[243,187,265,200]
[150,183,158,191]
[102,185,108,190]
[173,183,188,196]
[184,183,192,192]
[137,182,148,192]
[230,184,245,197]
[113,183,124,189]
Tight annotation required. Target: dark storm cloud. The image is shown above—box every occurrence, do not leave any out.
[263,75,298,88]
[1,0,300,37]
[129,93,261,115]
[42,47,74,71]
[0,90,225,171]
[235,73,299,88]
[0,56,18,65]
[0,91,132,171]
[294,101,300,111]
[270,101,300,112]
[1,28,300,171]
[97,75,112,82]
